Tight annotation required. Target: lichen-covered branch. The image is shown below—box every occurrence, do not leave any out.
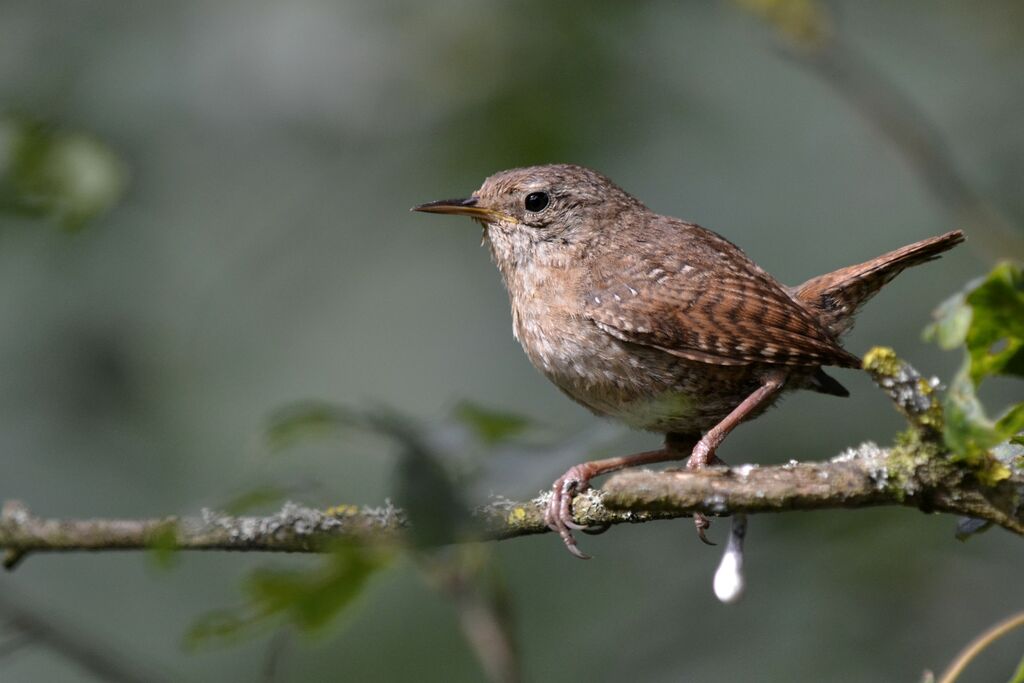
[0,440,1020,566]
[0,501,407,569]
[1,348,1021,566]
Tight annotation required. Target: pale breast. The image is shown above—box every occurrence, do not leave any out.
[511,291,766,434]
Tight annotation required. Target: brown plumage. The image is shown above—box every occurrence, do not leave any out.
[414,164,964,557]
[791,231,966,336]
[584,221,863,369]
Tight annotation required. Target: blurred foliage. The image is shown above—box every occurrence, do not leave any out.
[732,0,830,48]
[1007,655,1024,683]
[419,545,520,683]
[925,262,1024,484]
[195,262,1024,667]
[220,486,291,516]
[380,409,475,549]
[147,520,182,570]
[265,401,482,545]
[186,542,389,648]
[188,400,527,679]
[1010,655,1024,683]
[430,3,643,171]
[264,401,361,453]
[452,401,532,446]
[0,114,126,230]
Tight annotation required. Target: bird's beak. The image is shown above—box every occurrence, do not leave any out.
[411,197,508,222]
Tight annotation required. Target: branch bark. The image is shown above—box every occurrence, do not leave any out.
[1,348,1021,565]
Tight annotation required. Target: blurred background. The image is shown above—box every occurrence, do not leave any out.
[1,0,1022,680]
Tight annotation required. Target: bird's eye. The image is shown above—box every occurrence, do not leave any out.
[524,191,549,212]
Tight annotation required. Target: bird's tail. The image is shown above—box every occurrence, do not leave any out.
[791,230,965,336]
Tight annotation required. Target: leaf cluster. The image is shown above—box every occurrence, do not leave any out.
[186,401,532,679]
[0,115,125,230]
[925,262,1024,484]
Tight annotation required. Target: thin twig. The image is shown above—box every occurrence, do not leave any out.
[0,591,164,683]
[261,629,291,683]
[935,610,1024,683]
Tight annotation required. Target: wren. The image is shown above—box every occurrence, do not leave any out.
[414,164,964,558]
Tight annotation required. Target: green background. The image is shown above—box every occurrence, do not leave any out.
[1,1,1022,680]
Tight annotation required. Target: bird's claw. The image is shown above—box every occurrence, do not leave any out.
[694,513,716,545]
[544,465,598,559]
[562,518,590,531]
[688,443,722,546]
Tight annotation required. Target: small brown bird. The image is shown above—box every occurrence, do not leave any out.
[414,164,963,558]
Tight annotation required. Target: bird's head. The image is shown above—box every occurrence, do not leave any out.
[413,164,642,272]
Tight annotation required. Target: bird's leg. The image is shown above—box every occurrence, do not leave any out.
[688,372,786,543]
[545,433,698,559]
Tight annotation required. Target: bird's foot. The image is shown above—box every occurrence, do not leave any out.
[544,463,605,559]
[687,440,725,545]
[693,512,715,546]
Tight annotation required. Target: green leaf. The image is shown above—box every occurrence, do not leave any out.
[943,364,1023,463]
[222,486,289,515]
[264,401,359,452]
[995,403,1024,439]
[365,409,474,549]
[453,401,532,445]
[923,291,972,350]
[1008,652,1024,683]
[394,443,472,549]
[928,263,1024,384]
[244,545,386,632]
[732,0,831,48]
[930,264,1024,478]
[265,401,477,547]
[0,115,126,230]
[186,544,389,648]
[943,364,996,461]
[943,365,1016,483]
[185,610,261,648]
[146,521,181,570]
[962,262,1024,384]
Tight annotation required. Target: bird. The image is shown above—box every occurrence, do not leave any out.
[414,163,964,558]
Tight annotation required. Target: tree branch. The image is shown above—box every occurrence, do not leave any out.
[1,348,1021,566]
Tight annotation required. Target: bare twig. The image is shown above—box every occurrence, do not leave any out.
[933,610,1024,683]
[0,591,163,683]
[419,548,520,683]
[261,629,291,683]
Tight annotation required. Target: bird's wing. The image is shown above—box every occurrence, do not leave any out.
[582,222,861,369]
